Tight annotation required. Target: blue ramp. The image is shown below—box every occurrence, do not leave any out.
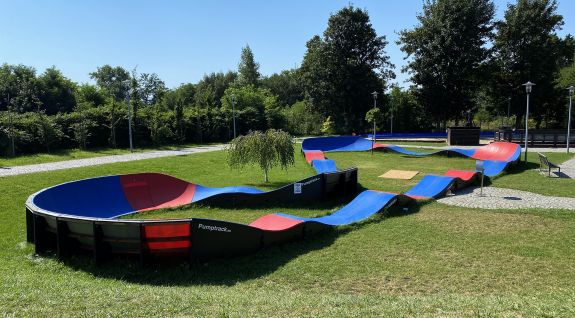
[276,190,397,226]
[192,185,265,202]
[311,159,338,173]
[302,136,374,152]
[405,175,455,198]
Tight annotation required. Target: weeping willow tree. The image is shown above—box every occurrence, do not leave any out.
[227,129,294,182]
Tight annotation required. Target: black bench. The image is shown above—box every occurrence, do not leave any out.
[537,152,561,177]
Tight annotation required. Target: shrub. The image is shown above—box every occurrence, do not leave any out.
[227,129,294,182]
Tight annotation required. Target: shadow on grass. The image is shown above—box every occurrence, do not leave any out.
[56,225,354,287]
[54,184,425,286]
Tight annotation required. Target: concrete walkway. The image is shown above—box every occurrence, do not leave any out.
[0,144,226,177]
[438,186,575,210]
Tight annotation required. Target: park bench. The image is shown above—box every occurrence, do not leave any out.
[537,152,561,177]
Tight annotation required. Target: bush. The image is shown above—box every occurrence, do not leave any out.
[227,129,294,182]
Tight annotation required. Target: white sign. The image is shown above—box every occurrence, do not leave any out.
[294,183,302,194]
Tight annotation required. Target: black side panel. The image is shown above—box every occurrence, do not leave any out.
[26,208,34,243]
[198,168,358,208]
[190,219,263,259]
[33,214,56,254]
[98,222,142,256]
[261,223,306,247]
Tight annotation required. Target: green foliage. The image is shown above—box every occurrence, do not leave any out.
[300,5,394,133]
[70,119,95,150]
[282,100,323,136]
[227,129,294,182]
[194,71,237,108]
[320,116,336,135]
[399,0,495,125]
[261,69,303,107]
[142,103,173,145]
[221,85,281,134]
[365,108,384,131]
[492,0,569,128]
[89,65,130,101]
[38,66,77,114]
[388,86,431,132]
[33,111,65,152]
[236,45,260,87]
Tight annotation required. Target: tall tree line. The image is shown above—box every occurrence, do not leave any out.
[1,2,575,157]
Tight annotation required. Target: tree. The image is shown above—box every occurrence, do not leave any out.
[261,69,304,107]
[300,6,394,133]
[320,116,336,135]
[365,108,384,132]
[492,0,570,128]
[89,65,130,101]
[75,84,105,107]
[388,86,431,132]
[38,66,77,114]
[237,45,260,87]
[221,86,279,135]
[194,72,237,108]
[227,129,294,182]
[71,103,96,150]
[90,65,131,147]
[138,73,166,106]
[282,99,323,136]
[399,0,495,127]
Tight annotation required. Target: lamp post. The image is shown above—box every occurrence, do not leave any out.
[522,81,535,162]
[124,81,133,152]
[568,86,574,154]
[371,91,378,154]
[231,94,237,139]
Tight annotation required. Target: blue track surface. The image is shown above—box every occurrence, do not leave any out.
[32,176,135,218]
[192,185,265,203]
[365,132,496,139]
[311,159,338,174]
[276,190,398,226]
[30,136,521,235]
[302,136,519,176]
[405,175,455,198]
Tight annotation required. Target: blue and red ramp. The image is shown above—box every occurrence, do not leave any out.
[302,136,520,176]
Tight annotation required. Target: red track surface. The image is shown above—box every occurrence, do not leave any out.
[304,151,325,163]
[471,142,518,161]
[250,214,304,231]
[120,173,197,211]
[444,169,478,182]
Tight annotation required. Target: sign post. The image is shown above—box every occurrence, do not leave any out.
[476,160,485,197]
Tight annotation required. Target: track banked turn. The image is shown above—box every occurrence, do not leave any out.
[26,136,520,264]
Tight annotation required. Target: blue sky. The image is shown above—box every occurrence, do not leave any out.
[1,0,574,88]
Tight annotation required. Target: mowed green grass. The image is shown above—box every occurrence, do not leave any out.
[1,147,575,317]
[0,143,209,167]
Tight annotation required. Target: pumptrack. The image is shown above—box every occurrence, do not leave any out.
[25,136,520,264]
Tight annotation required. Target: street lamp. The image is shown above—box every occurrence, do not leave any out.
[371,91,378,154]
[124,81,133,152]
[568,85,574,154]
[231,94,237,139]
[522,81,535,162]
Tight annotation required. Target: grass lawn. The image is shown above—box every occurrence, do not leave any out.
[1,147,574,316]
[0,143,211,167]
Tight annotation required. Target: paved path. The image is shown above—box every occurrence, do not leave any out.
[438,186,575,210]
[0,144,226,177]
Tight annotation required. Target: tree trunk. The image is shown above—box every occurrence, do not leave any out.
[264,169,269,183]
